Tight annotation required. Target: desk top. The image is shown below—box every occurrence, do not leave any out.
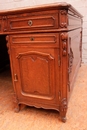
[0,2,82,17]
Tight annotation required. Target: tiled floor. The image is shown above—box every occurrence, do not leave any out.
[0,64,87,130]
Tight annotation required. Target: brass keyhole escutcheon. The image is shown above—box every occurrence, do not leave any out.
[28,20,32,26]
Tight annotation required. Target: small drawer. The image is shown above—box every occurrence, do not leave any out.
[10,33,59,48]
[8,12,58,31]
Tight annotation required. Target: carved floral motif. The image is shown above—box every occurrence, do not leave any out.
[61,98,67,112]
[59,10,68,28]
[68,48,74,73]
[61,33,68,56]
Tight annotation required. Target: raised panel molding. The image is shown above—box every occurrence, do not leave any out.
[17,51,55,100]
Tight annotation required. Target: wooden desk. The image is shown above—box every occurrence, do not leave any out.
[0,2,82,122]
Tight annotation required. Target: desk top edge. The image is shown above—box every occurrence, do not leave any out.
[0,2,83,18]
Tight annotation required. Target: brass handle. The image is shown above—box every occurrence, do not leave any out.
[14,74,18,82]
[28,20,32,26]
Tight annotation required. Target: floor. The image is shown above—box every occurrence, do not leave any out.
[0,64,87,130]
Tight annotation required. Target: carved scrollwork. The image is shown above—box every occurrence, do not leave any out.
[68,38,74,91]
[68,50,73,92]
[68,48,74,73]
[16,51,54,61]
[61,33,68,56]
[60,98,67,122]
[59,10,67,28]
[61,98,67,112]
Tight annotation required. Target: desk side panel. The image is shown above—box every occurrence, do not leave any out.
[67,28,82,100]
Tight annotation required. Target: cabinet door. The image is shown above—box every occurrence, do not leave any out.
[10,47,59,107]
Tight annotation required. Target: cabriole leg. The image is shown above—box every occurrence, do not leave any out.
[60,98,67,123]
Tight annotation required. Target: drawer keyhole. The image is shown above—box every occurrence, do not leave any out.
[28,20,33,26]
[30,37,34,41]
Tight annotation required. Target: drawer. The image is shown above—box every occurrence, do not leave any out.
[8,12,58,31]
[10,33,59,48]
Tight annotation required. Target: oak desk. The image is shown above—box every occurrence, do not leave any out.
[0,2,82,122]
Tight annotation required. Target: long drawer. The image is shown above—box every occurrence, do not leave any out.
[9,33,59,48]
[7,11,58,31]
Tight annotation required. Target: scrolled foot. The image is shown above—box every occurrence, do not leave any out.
[14,107,20,113]
[61,117,67,123]
[14,104,26,113]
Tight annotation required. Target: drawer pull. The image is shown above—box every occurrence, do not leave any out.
[30,37,34,41]
[28,20,32,26]
[14,74,18,82]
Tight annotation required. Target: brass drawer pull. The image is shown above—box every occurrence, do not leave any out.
[14,74,18,82]
[28,20,32,26]
[30,37,34,41]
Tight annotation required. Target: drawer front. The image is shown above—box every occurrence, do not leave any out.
[10,33,59,48]
[8,13,58,31]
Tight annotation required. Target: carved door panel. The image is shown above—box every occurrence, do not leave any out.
[11,48,59,106]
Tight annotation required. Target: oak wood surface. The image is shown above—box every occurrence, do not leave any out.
[0,3,82,122]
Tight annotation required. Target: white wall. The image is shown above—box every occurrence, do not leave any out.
[0,0,87,63]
